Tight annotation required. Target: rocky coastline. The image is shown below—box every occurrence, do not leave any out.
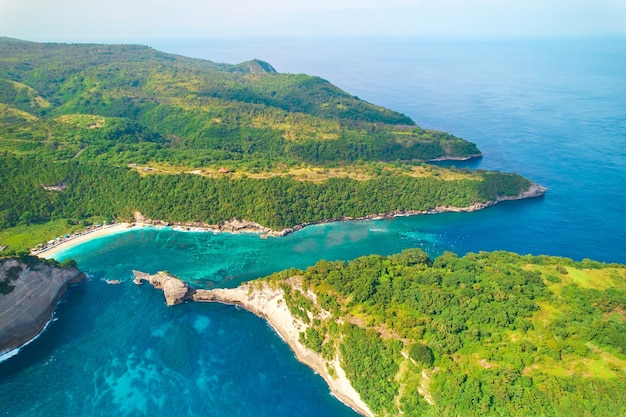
[133,271,374,417]
[426,152,483,162]
[132,270,193,306]
[0,257,85,359]
[32,181,546,261]
[133,182,547,238]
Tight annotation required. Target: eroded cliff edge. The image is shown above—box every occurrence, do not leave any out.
[0,257,85,357]
[133,270,374,417]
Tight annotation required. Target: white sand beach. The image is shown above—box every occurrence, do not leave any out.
[36,222,134,259]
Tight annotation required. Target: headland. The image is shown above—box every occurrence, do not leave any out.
[0,257,85,360]
[133,270,374,417]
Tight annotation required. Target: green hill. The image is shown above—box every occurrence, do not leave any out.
[0,37,481,166]
[261,250,626,417]
[0,38,542,254]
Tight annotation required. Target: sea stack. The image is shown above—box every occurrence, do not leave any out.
[132,270,193,306]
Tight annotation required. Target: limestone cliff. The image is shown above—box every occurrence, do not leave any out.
[133,272,374,417]
[0,257,85,356]
[132,270,193,306]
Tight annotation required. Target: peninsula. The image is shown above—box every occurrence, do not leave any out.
[0,257,85,359]
[0,38,544,256]
[132,270,374,417]
[134,250,626,417]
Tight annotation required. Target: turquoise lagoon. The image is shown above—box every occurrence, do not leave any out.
[1,38,625,416]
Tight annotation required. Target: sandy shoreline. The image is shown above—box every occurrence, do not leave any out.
[34,219,276,260]
[34,182,546,259]
[36,223,135,259]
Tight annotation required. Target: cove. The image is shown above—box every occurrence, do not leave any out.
[1,37,625,416]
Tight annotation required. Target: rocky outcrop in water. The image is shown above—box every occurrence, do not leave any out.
[132,270,192,306]
[0,257,85,356]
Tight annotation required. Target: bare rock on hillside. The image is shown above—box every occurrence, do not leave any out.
[0,257,85,356]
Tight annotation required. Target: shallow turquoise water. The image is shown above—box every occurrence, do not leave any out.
[1,38,625,416]
[52,221,444,288]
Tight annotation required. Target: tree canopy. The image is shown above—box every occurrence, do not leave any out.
[0,38,540,253]
[265,250,626,417]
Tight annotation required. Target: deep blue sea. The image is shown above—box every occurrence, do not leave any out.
[1,38,625,416]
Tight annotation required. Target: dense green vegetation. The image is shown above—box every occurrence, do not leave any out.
[3,37,614,416]
[0,152,530,254]
[0,37,479,167]
[265,250,626,416]
[0,37,538,254]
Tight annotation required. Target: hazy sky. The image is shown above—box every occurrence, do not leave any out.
[1,0,625,42]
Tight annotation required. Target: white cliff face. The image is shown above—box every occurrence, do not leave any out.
[0,258,85,356]
[133,272,374,417]
[193,284,375,417]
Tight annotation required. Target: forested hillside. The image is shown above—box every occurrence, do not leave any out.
[0,153,530,233]
[264,250,626,417]
[0,38,541,254]
[0,37,479,166]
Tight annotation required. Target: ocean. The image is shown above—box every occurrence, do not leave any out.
[1,38,625,416]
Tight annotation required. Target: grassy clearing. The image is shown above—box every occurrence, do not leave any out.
[251,113,341,142]
[537,353,624,379]
[0,103,40,121]
[0,220,86,254]
[566,267,621,290]
[127,161,479,183]
[4,80,51,108]
[534,301,562,325]
[56,114,106,128]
